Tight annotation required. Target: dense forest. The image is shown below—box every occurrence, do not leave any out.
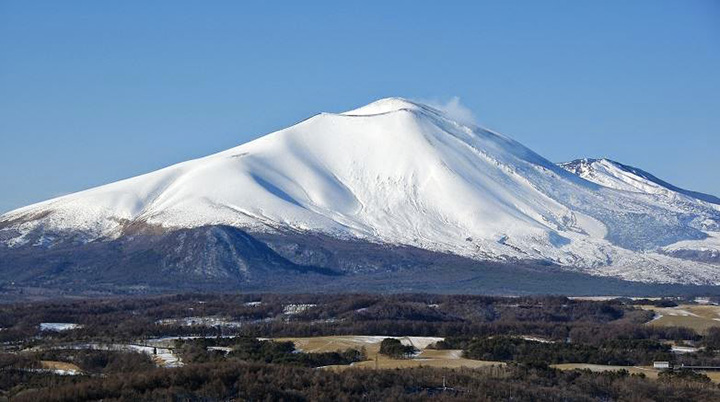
[4,360,720,401]
[0,293,689,342]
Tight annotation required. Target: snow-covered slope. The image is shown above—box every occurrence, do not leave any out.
[559,158,720,265]
[560,158,720,205]
[2,98,720,284]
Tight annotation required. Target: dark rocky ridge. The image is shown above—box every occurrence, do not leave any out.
[2,225,720,298]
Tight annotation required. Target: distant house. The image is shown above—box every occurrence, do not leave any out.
[654,361,671,369]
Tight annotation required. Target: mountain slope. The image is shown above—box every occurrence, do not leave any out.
[560,158,720,205]
[559,158,720,265]
[2,98,720,288]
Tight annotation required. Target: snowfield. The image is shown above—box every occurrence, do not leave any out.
[39,323,83,332]
[2,97,719,284]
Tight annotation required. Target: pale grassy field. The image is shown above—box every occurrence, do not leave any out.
[273,335,505,370]
[640,304,720,334]
[704,371,720,382]
[277,335,720,382]
[552,363,720,383]
[40,360,82,373]
[551,363,659,379]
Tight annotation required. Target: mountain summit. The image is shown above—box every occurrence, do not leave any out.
[1,98,719,292]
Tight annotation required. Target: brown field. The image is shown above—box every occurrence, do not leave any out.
[551,363,659,379]
[552,363,720,383]
[277,335,720,382]
[640,304,720,334]
[40,360,82,373]
[273,335,505,370]
[704,371,720,382]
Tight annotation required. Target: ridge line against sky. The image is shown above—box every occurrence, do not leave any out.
[1,0,718,213]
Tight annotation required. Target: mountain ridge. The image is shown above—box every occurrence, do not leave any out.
[560,158,720,205]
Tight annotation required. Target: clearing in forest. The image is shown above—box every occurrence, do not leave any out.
[273,335,505,370]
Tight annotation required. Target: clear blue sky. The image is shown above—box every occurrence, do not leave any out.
[1,0,719,213]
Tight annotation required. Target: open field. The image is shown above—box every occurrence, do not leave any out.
[551,363,660,379]
[274,335,505,370]
[641,304,720,334]
[39,360,82,375]
[275,335,720,382]
[704,371,720,382]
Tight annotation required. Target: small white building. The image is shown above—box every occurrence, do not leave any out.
[653,361,671,369]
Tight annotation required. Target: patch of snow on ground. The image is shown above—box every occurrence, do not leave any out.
[23,368,82,376]
[664,309,699,317]
[671,346,699,354]
[207,346,233,353]
[650,313,664,322]
[155,316,243,328]
[520,336,554,343]
[128,344,182,368]
[39,323,82,331]
[399,336,445,349]
[283,304,316,315]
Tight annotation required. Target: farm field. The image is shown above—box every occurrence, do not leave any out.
[551,363,660,379]
[704,371,720,382]
[39,360,83,375]
[641,304,720,333]
[274,335,505,370]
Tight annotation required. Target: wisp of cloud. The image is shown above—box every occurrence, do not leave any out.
[420,96,477,127]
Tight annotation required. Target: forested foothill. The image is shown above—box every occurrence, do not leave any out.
[2,293,720,401]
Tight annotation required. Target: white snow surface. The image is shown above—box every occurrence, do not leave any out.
[39,323,83,332]
[283,304,317,315]
[155,316,243,328]
[2,97,720,284]
[560,158,674,196]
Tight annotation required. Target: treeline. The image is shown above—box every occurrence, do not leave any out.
[440,336,673,366]
[5,361,720,402]
[36,349,155,375]
[436,335,720,367]
[0,293,681,343]
[0,349,154,376]
[175,337,365,368]
[0,293,638,331]
[3,293,717,354]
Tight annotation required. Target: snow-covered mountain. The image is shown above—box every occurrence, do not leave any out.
[558,158,720,267]
[560,158,720,205]
[1,97,719,288]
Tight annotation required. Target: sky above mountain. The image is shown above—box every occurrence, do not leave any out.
[1,0,719,213]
